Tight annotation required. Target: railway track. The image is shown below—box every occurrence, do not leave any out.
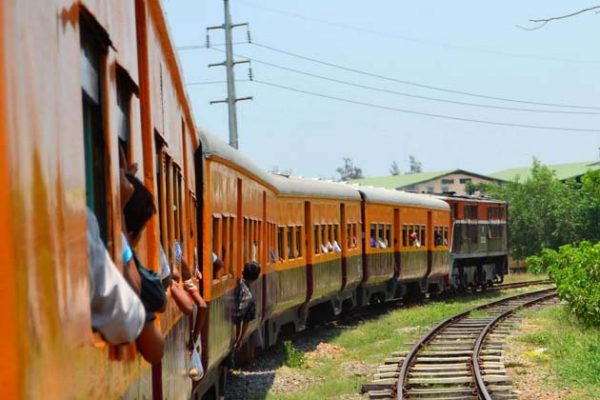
[492,279,551,291]
[363,287,556,400]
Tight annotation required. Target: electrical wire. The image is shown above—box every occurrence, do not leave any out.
[252,79,600,133]
[235,0,600,65]
[206,47,599,115]
[251,42,600,111]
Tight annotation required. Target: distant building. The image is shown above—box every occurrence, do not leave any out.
[490,161,600,183]
[350,169,505,196]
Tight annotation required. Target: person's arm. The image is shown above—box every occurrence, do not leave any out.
[170,280,194,315]
[136,318,164,364]
[185,285,207,344]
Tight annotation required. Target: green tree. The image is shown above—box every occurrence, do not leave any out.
[336,158,363,181]
[487,159,587,259]
[578,169,600,242]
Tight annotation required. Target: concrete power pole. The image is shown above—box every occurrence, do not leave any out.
[208,0,252,149]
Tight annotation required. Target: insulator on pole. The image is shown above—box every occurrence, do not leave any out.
[248,67,254,81]
[247,29,252,43]
[206,34,210,48]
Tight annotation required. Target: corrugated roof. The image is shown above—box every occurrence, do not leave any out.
[356,185,449,210]
[490,161,599,182]
[349,170,452,189]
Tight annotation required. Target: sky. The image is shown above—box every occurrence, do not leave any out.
[163,0,600,179]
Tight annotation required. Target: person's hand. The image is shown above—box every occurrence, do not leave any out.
[171,262,182,282]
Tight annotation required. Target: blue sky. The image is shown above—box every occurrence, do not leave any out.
[163,0,600,178]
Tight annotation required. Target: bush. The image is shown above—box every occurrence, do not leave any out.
[533,242,600,327]
[283,340,305,368]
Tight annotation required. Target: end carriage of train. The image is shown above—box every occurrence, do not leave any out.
[437,195,509,290]
[0,1,510,399]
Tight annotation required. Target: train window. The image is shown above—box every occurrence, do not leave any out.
[347,224,352,247]
[314,225,320,255]
[296,226,302,258]
[221,217,228,274]
[370,224,376,248]
[228,217,235,276]
[81,24,109,244]
[321,225,328,252]
[333,224,339,243]
[464,205,478,220]
[277,226,284,261]
[468,224,478,244]
[443,227,448,246]
[287,227,294,259]
[434,227,442,247]
[408,225,414,246]
[385,224,392,248]
[243,218,249,261]
[212,216,221,279]
[420,225,426,246]
[378,224,385,246]
[402,225,407,247]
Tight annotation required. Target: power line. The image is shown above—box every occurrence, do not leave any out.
[236,0,600,65]
[253,79,600,133]
[186,79,250,86]
[251,42,600,111]
[207,47,599,115]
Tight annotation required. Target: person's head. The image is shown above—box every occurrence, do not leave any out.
[213,257,224,279]
[242,261,261,282]
[124,174,156,244]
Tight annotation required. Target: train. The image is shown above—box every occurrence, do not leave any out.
[0,1,507,399]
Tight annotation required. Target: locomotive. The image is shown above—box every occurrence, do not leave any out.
[0,1,507,399]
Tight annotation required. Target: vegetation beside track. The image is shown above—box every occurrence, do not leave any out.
[506,304,600,400]
[229,287,548,400]
[527,241,600,327]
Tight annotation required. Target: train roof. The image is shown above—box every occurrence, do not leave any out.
[270,174,362,201]
[197,128,275,188]
[356,186,450,210]
[435,194,506,205]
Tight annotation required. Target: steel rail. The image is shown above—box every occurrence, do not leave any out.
[397,287,555,400]
[473,290,557,400]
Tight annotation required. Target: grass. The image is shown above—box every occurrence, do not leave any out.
[264,287,536,400]
[502,272,548,284]
[513,305,600,399]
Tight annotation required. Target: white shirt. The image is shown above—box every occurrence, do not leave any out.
[87,210,145,344]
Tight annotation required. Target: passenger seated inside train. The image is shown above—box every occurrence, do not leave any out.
[212,252,224,280]
[377,238,387,248]
[234,261,261,350]
[435,231,443,246]
[333,240,342,253]
[409,232,421,247]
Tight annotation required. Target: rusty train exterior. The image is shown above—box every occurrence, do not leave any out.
[0,1,507,399]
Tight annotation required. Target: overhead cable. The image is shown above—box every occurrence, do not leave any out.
[251,42,600,111]
[252,79,600,133]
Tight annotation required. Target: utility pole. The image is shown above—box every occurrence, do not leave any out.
[207,0,252,149]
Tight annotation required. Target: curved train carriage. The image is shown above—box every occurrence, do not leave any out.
[0,1,508,399]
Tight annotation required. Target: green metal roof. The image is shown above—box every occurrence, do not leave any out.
[349,170,452,189]
[490,161,600,182]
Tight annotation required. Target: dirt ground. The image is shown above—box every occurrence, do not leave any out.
[503,310,572,400]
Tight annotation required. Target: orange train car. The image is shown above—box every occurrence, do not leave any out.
[356,187,451,304]
[2,0,205,399]
[193,130,277,399]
